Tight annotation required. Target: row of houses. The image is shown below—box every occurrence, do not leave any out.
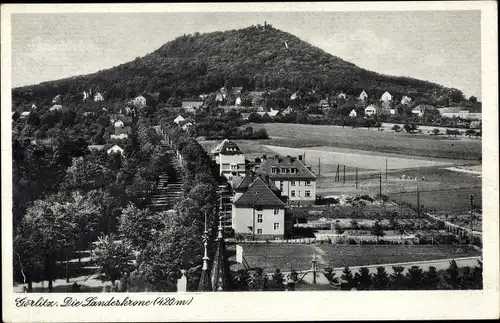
[210,139,317,240]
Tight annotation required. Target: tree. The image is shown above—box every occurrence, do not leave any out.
[390,266,406,290]
[27,111,41,126]
[422,266,441,290]
[92,234,134,284]
[372,267,390,290]
[459,266,476,290]
[340,267,355,290]
[248,268,270,291]
[335,223,345,235]
[354,267,373,290]
[472,261,483,289]
[391,124,401,132]
[118,204,159,250]
[465,129,476,138]
[432,128,440,136]
[403,122,417,133]
[405,265,424,290]
[371,221,385,243]
[443,260,461,289]
[64,157,114,192]
[269,269,285,291]
[468,96,477,103]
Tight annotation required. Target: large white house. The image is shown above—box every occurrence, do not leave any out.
[173,115,186,125]
[255,155,316,205]
[232,175,288,240]
[349,109,357,117]
[106,144,125,156]
[212,139,246,182]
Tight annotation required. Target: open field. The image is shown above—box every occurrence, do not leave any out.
[229,244,480,272]
[246,123,482,160]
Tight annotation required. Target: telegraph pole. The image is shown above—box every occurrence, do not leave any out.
[355,167,358,189]
[343,165,346,184]
[379,172,382,197]
[318,157,321,177]
[469,194,474,244]
[385,158,388,181]
[417,186,420,228]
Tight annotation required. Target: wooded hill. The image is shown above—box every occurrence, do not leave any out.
[12,24,465,106]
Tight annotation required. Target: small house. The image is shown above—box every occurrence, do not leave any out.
[365,105,379,116]
[94,92,104,102]
[110,133,128,140]
[380,91,392,102]
[215,92,226,102]
[319,99,330,109]
[31,103,37,110]
[290,92,299,100]
[268,108,281,118]
[107,144,125,156]
[400,96,412,105]
[241,113,251,121]
[174,115,186,125]
[49,104,63,111]
[349,109,357,117]
[52,95,61,104]
[235,97,242,106]
[88,145,105,152]
[282,106,294,115]
[233,86,243,95]
[358,90,368,102]
[181,100,203,112]
[412,104,436,117]
[19,111,31,120]
[338,92,347,100]
[181,122,193,131]
[133,95,147,108]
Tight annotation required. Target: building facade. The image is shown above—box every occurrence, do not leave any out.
[255,155,316,204]
[232,176,289,240]
[212,139,246,181]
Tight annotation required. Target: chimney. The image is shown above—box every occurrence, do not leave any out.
[298,155,303,161]
[306,166,312,171]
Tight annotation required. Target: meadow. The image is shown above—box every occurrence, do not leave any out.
[246,123,482,161]
[229,244,481,272]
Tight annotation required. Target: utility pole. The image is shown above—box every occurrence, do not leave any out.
[355,167,358,189]
[318,157,321,177]
[336,164,340,181]
[417,186,420,228]
[470,194,474,244]
[385,158,388,182]
[343,165,346,184]
[379,172,382,197]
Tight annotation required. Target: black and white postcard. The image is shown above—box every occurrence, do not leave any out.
[1,2,498,322]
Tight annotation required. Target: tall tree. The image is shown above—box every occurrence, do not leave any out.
[405,266,424,290]
[390,266,406,290]
[372,266,390,290]
[354,267,373,290]
[443,260,461,289]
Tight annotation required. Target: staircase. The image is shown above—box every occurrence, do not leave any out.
[149,142,184,211]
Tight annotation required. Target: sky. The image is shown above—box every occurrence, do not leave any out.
[11,11,481,98]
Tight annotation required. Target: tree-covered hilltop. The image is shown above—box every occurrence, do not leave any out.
[12,23,465,107]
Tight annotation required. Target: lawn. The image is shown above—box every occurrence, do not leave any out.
[229,244,481,272]
[246,123,482,160]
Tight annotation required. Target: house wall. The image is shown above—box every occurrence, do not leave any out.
[232,206,285,239]
[272,178,316,203]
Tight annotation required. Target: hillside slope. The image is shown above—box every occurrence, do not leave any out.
[12,24,463,105]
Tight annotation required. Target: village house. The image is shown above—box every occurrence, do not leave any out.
[256,111,273,122]
[181,100,204,113]
[110,133,128,140]
[235,97,242,106]
[49,104,63,111]
[173,115,186,125]
[358,90,368,102]
[31,103,37,110]
[113,114,133,135]
[319,99,330,110]
[88,145,105,152]
[412,104,436,117]
[255,154,316,205]
[349,109,357,117]
[401,96,412,105]
[380,91,392,102]
[232,175,289,240]
[215,92,226,102]
[268,108,281,118]
[290,92,299,100]
[181,122,193,131]
[52,95,61,104]
[282,106,294,115]
[365,104,379,116]
[437,106,481,120]
[17,111,31,121]
[233,86,243,95]
[241,113,251,121]
[133,95,147,108]
[94,92,104,102]
[106,144,125,156]
[337,92,347,100]
[211,139,246,182]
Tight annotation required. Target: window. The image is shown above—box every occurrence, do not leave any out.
[279,181,283,191]
[290,168,296,174]
[274,223,280,230]
[305,180,311,186]
[257,214,263,223]
[281,168,287,174]
[257,229,263,234]
[255,207,263,211]
[291,180,296,186]
[305,190,311,197]
[231,165,238,170]
[271,167,278,174]
[298,191,301,197]
[291,190,296,197]
[273,208,279,215]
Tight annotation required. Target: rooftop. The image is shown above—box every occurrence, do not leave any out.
[233,177,286,208]
[256,155,316,180]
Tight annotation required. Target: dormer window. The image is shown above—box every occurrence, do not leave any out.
[290,168,297,174]
[271,167,278,174]
[281,168,287,174]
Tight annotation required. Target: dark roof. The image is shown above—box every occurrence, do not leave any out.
[233,177,285,208]
[117,114,133,125]
[233,172,279,192]
[256,155,316,180]
[219,140,243,155]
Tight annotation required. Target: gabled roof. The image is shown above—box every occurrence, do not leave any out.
[212,139,243,155]
[256,155,316,180]
[413,104,436,112]
[233,177,285,208]
[233,172,279,192]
